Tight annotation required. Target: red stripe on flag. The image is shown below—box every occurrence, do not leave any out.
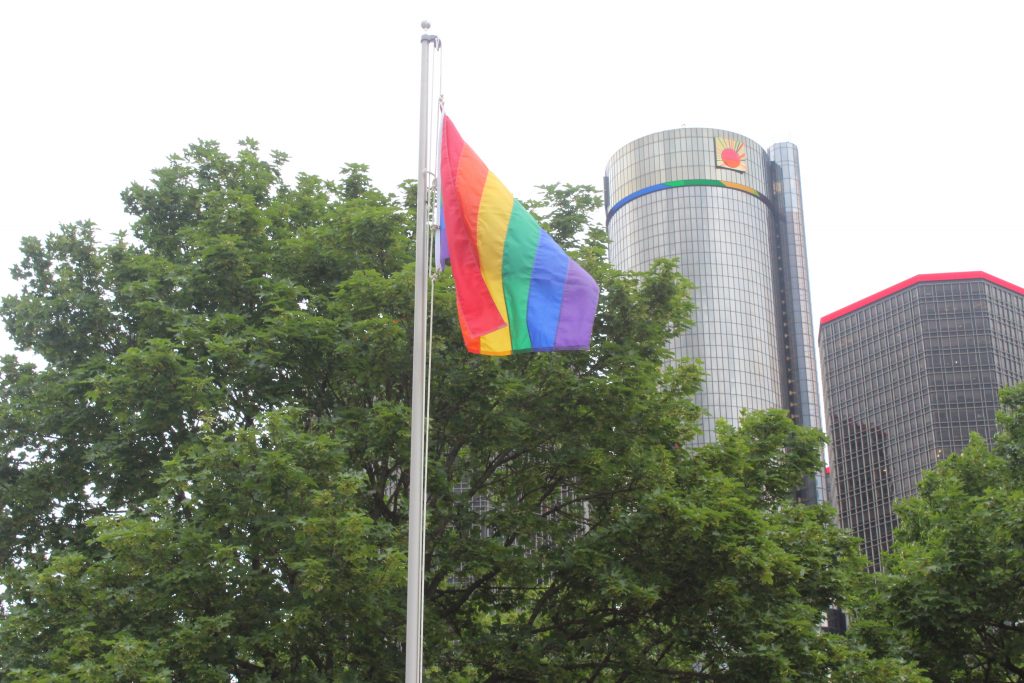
[440,117,506,340]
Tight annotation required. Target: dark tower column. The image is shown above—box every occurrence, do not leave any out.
[770,142,827,504]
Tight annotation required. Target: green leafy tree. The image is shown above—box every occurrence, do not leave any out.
[0,140,905,680]
[852,384,1024,682]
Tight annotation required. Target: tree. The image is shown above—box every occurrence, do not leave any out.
[1,140,898,680]
[852,385,1024,682]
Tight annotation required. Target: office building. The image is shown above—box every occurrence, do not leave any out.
[604,127,825,504]
[819,272,1024,569]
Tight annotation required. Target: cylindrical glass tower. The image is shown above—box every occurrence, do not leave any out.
[605,127,824,503]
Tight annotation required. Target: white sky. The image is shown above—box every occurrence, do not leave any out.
[2,0,1021,360]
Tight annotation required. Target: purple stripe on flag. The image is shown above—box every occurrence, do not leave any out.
[553,259,599,350]
[435,200,450,271]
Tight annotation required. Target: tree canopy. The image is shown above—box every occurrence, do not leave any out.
[851,385,1024,682]
[0,140,914,680]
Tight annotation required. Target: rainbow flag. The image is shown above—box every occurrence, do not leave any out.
[439,116,598,356]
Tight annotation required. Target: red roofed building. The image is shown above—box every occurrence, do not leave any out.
[819,272,1024,569]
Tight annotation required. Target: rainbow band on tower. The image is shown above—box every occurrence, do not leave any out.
[439,116,598,356]
[605,178,768,223]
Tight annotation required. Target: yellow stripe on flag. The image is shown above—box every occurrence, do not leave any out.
[475,172,514,355]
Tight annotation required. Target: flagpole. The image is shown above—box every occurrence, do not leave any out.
[406,21,439,683]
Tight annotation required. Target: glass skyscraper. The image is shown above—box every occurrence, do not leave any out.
[819,272,1024,569]
[604,127,825,504]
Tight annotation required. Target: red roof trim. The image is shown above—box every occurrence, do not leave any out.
[820,271,1024,326]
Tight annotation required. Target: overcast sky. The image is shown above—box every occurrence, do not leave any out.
[2,0,1021,359]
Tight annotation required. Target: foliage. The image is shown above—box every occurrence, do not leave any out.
[1,140,886,680]
[851,384,1024,682]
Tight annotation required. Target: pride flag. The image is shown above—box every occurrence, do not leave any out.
[439,116,599,356]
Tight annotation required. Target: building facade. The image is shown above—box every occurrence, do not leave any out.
[819,272,1024,569]
[604,127,825,504]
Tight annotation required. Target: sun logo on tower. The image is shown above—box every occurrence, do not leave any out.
[715,138,747,172]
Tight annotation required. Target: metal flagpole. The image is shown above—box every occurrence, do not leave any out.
[405,21,439,683]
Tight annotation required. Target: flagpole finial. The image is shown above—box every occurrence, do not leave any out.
[420,20,439,46]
